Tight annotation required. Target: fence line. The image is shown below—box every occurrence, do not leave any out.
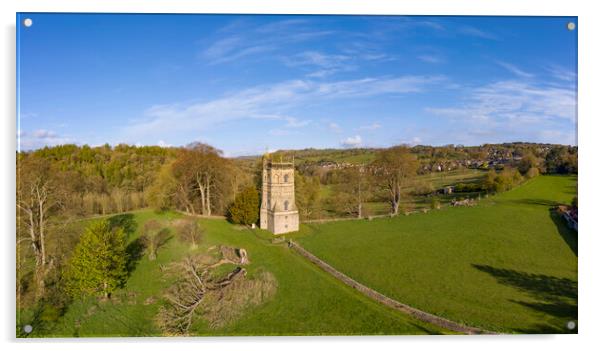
[288,240,497,335]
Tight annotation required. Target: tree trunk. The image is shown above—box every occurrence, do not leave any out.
[196,177,206,215]
[205,175,211,216]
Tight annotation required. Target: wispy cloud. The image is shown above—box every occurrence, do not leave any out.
[328,122,342,133]
[357,123,382,131]
[199,18,336,65]
[418,54,445,64]
[495,60,534,78]
[546,64,577,82]
[458,25,499,40]
[125,75,444,141]
[427,80,575,123]
[425,78,576,144]
[284,51,355,77]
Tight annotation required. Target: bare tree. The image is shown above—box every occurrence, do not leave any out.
[16,156,63,299]
[141,220,172,261]
[173,218,203,249]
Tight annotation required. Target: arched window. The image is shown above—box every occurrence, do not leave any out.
[284,200,289,211]
[274,175,279,183]
[284,174,289,183]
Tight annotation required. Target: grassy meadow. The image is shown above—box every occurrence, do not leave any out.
[294,175,578,333]
[320,168,488,218]
[20,212,447,337]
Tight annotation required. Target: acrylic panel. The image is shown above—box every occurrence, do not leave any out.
[16,13,577,337]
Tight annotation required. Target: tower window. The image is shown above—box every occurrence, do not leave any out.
[284,174,289,183]
[284,200,289,211]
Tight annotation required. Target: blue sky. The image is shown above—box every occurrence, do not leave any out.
[17,14,577,156]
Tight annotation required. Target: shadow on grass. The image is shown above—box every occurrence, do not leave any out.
[508,198,562,207]
[125,236,146,276]
[472,264,577,334]
[549,208,578,256]
[108,213,138,238]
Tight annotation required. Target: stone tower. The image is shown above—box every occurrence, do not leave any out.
[260,154,299,234]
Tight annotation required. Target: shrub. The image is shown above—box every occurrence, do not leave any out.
[454,183,483,192]
[227,186,259,225]
[412,181,435,196]
[526,167,539,179]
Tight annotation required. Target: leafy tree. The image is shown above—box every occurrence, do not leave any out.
[295,173,321,219]
[146,161,178,211]
[227,186,259,225]
[372,146,419,215]
[172,142,234,216]
[545,146,578,174]
[330,167,372,218]
[483,168,523,193]
[518,152,543,175]
[526,167,540,179]
[64,220,128,299]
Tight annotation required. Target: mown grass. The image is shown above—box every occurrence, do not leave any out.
[29,210,448,337]
[294,175,577,334]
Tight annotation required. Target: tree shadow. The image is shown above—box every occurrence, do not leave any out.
[125,236,146,276]
[508,198,562,207]
[549,208,577,256]
[472,264,577,334]
[108,213,138,238]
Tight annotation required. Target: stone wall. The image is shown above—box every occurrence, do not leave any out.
[288,240,496,335]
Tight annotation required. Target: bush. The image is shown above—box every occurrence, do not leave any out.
[412,181,435,196]
[483,168,523,193]
[526,167,539,179]
[454,183,483,193]
[227,186,259,226]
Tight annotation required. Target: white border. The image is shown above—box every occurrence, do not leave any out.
[2,1,601,351]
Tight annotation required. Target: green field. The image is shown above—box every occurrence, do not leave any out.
[294,175,578,333]
[22,212,449,337]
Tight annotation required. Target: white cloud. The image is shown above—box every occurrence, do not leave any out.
[157,140,172,147]
[427,80,575,123]
[18,129,75,151]
[425,78,576,145]
[125,75,443,141]
[495,61,534,79]
[341,135,362,148]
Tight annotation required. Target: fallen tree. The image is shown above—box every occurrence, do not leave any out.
[156,246,275,335]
